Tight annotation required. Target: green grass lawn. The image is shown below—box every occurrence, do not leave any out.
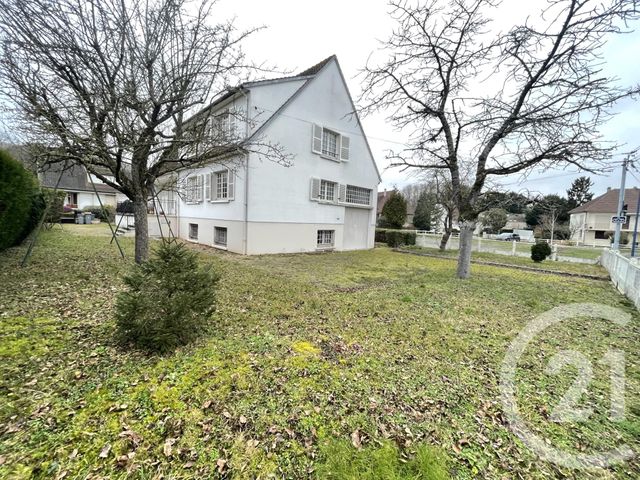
[1,226,639,479]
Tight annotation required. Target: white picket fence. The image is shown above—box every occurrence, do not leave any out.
[414,232,598,264]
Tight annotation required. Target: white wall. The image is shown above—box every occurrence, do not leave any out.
[77,192,116,209]
[244,59,379,250]
[601,249,640,309]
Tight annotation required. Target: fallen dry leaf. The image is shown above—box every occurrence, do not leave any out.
[216,458,227,473]
[351,429,362,449]
[163,438,176,457]
[98,443,111,459]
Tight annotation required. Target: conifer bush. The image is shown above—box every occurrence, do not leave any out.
[115,241,220,353]
[531,242,552,262]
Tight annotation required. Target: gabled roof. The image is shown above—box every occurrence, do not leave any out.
[569,188,640,214]
[186,55,381,183]
[246,55,382,183]
[190,56,336,123]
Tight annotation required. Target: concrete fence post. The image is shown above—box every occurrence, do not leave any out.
[512,240,517,256]
[551,245,558,261]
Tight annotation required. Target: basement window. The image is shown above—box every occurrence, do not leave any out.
[317,230,335,248]
[188,223,198,240]
[214,226,228,247]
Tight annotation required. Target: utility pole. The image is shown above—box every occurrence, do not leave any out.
[612,159,628,250]
[632,189,640,257]
[549,207,556,246]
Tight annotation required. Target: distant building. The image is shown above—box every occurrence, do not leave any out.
[569,187,640,246]
[7,144,123,209]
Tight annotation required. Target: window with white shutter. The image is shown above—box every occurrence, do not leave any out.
[208,168,234,202]
[310,177,321,200]
[319,180,337,201]
[312,124,323,154]
[311,124,349,162]
[204,173,211,201]
[340,136,350,161]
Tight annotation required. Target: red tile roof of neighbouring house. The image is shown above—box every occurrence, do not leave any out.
[569,188,640,214]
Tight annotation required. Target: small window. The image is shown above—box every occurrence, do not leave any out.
[317,230,335,248]
[319,180,336,201]
[595,230,608,240]
[345,185,372,206]
[189,223,198,240]
[214,226,227,247]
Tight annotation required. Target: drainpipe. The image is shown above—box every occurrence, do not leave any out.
[240,88,250,254]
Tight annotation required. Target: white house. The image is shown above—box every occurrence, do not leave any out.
[570,187,640,246]
[151,56,381,254]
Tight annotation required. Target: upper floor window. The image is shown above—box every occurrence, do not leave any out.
[210,109,235,141]
[312,124,350,161]
[345,185,372,206]
[185,175,203,203]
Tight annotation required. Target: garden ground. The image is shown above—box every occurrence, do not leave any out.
[1,225,639,479]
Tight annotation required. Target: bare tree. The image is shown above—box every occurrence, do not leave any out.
[0,0,289,262]
[360,0,640,278]
[433,173,458,251]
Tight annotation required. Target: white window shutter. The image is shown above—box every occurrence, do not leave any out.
[310,177,320,200]
[204,173,211,201]
[197,175,204,202]
[338,184,346,203]
[228,169,235,200]
[312,124,322,154]
[211,172,218,200]
[340,135,350,161]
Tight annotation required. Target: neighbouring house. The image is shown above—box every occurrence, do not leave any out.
[38,163,124,209]
[569,187,640,246]
[152,56,380,254]
[7,144,124,209]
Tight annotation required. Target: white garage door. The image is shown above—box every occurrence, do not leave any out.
[343,207,370,250]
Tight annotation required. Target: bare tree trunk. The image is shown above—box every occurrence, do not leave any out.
[133,196,149,263]
[456,221,476,279]
[439,213,453,251]
[439,231,451,251]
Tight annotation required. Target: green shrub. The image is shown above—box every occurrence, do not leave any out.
[380,190,408,229]
[82,204,116,222]
[531,242,552,262]
[115,241,220,353]
[0,149,40,250]
[375,228,387,243]
[386,230,416,248]
[42,188,66,225]
[315,439,449,480]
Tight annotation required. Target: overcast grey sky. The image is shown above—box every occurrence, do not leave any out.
[215,0,640,199]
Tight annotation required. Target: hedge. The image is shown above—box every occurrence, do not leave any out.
[386,230,416,248]
[0,150,41,250]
